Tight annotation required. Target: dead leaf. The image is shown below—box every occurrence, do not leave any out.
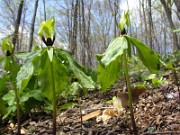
[104,109,118,117]
[76,110,101,122]
[97,109,118,125]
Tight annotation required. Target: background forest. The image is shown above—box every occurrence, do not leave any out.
[0,0,179,68]
[0,0,180,135]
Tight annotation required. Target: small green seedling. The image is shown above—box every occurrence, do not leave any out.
[96,11,160,135]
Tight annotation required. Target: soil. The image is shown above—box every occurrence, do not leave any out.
[1,71,180,135]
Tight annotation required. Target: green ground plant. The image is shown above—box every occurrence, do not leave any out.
[15,17,95,135]
[0,38,21,134]
[96,11,160,135]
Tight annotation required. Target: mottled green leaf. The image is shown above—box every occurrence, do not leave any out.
[16,62,34,91]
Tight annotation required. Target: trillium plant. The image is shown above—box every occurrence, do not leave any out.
[16,17,95,135]
[0,39,21,134]
[96,11,160,135]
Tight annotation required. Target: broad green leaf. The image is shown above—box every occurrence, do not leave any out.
[70,82,82,95]
[39,52,68,100]
[96,36,128,67]
[0,98,7,115]
[97,57,121,90]
[1,38,13,53]
[2,105,16,119]
[63,51,95,89]
[146,74,156,80]
[38,17,56,38]
[2,90,15,106]
[15,49,42,62]
[125,36,160,72]
[20,89,43,103]
[16,62,34,91]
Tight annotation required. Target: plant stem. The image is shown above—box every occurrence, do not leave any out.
[10,58,21,135]
[13,81,21,135]
[50,61,56,135]
[78,95,83,135]
[123,51,138,135]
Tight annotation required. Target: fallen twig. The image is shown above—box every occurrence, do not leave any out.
[142,131,180,135]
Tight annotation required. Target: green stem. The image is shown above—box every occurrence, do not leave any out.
[13,81,21,135]
[78,95,83,135]
[123,51,138,135]
[10,58,21,135]
[50,61,56,135]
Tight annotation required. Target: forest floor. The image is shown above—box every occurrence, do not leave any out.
[1,71,180,135]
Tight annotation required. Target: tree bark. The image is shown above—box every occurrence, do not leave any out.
[141,0,148,44]
[147,0,153,49]
[81,0,86,66]
[70,0,79,57]
[12,0,24,53]
[160,0,180,51]
[87,0,93,67]
[174,0,180,20]
[43,0,46,21]
[29,0,39,52]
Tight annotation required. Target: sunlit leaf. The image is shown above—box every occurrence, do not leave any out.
[1,38,13,53]
[97,36,128,67]
[38,17,56,38]
[118,11,130,31]
[63,51,95,89]
[2,90,15,106]
[125,36,160,72]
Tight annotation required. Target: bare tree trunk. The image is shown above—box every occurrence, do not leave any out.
[29,0,39,52]
[87,0,93,67]
[19,6,26,51]
[174,0,180,20]
[108,0,119,37]
[12,0,24,53]
[141,0,148,44]
[147,0,153,49]
[81,0,86,66]
[70,0,79,57]
[160,0,180,51]
[43,0,46,21]
[138,0,143,41]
